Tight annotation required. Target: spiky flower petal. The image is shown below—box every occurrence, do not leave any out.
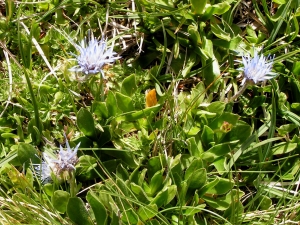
[34,161,52,183]
[70,33,120,78]
[240,50,276,85]
[34,135,80,183]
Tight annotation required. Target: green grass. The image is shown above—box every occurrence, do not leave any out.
[0,0,300,224]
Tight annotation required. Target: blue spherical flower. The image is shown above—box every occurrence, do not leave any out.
[49,139,80,176]
[34,135,80,183]
[240,50,276,85]
[70,34,120,78]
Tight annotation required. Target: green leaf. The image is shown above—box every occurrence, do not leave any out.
[203,1,231,20]
[213,157,226,174]
[189,82,206,109]
[201,125,215,148]
[43,183,56,197]
[115,92,135,112]
[149,170,164,196]
[92,101,109,119]
[77,108,96,137]
[121,74,137,96]
[151,185,176,207]
[28,118,43,144]
[292,61,300,75]
[182,52,197,77]
[187,137,203,157]
[291,103,300,112]
[277,124,297,136]
[130,182,150,203]
[183,205,205,216]
[115,105,162,122]
[206,101,226,117]
[138,204,158,221]
[272,142,297,155]
[190,0,206,15]
[201,141,239,162]
[169,155,183,186]
[18,31,32,69]
[209,112,239,130]
[211,23,230,41]
[223,120,252,143]
[202,41,220,91]
[116,164,130,181]
[5,0,14,22]
[272,0,287,3]
[203,194,231,211]
[179,181,188,203]
[0,126,14,133]
[223,200,244,223]
[0,149,17,167]
[187,168,207,189]
[184,158,203,179]
[257,195,272,210]
[212,35,243,50]
[77,155,98,180]
[52,190,70,213]
[206,177,234,195]
[204,189,241,211]
[106,91,118,117]
[17,143,39,166]
[55,9,68,25]
[67,197,93,225]
[1,133,18,139]
[248,95,266,109]
[121,209,139,224]
[110,211,121,225]
[166,185,177,205]
[198,177,220,197]
[103,149,138,168]
[188,25,201,46]
[25,168,34,187]
[87,191,107,225]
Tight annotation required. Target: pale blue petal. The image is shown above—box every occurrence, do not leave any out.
[70,35,120,76]
[241,50,276,84]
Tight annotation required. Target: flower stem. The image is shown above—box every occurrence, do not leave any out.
[230,82,250,102]
[94,74,104,102]
[69,172,76,197]
[100,77,104,102]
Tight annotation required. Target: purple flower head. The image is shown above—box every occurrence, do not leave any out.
[240,50,277,85]
[70,33,120,78]
[34,134,80,182]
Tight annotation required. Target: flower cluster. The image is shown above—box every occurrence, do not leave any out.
[240,50,276,85]
[70,33,120,78]
[34,136,80,183]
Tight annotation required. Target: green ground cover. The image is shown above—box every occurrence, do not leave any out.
[0,0,300,224]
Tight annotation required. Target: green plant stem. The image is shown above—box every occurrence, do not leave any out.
[100,77,104,102]
[230,82,250,102]
[24,69,41,132]
[69,172,76,198]
[94,74,104,102]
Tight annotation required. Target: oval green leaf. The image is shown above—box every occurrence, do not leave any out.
[77,108,96,137]
[67,197,93,225]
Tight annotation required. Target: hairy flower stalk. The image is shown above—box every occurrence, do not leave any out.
[230,50,276,101]
[70,32,120,79]
[34,135,80,185]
